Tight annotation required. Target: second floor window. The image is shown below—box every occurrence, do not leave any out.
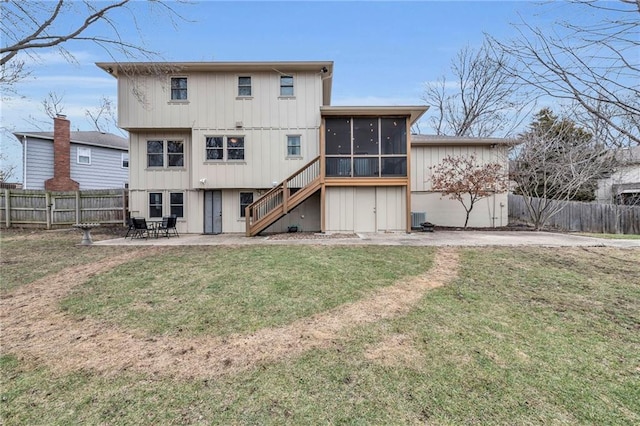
[147,140,184,168]
[77,147,91,164]
[122,153,129,168]
[206,136,245,161]
[170,77,187,100]
[280,76,294,96]
[238,76,251,96]
[287,135,301,157]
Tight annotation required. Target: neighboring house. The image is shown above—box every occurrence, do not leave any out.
[96,61,511,234]
[595,146,640,205]
[14,116,129,190]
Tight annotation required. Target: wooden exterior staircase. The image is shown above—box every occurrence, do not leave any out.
[245,156,321,236]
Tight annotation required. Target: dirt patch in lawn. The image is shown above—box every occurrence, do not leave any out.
[1,247,459,379]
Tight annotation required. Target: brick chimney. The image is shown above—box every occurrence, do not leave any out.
[44,114,80,191]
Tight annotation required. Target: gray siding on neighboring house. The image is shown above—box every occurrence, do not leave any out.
[23,138,54,190]
[21,135,128,190]
[69,144,128,189]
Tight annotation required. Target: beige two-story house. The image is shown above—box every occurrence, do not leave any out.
[97,61,510,235]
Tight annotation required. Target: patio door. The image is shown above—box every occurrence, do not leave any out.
[204,190,222,234]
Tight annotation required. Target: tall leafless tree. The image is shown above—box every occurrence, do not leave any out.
[490,0,640,146]
[0,0,185,91]
[421,42,531,138]
[511,109,618,230]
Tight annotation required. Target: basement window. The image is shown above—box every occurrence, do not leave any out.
[240,192,253,218]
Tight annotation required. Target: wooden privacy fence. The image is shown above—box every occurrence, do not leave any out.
[0,189,127,229]
[509,194,640,235]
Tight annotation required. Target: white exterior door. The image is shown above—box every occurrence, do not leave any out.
[354,187,376,232]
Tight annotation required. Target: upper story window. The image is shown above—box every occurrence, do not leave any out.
[77,147,91,164]
[325,117,407,178]
[280,76,294,96]
[122,153,129,168]
[206,136,245,161]
[170,77,188,100]
[238,76,252,97]
[287,135,301,157]
[147,140,184,168]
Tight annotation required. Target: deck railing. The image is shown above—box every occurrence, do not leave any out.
[246,156,321,236]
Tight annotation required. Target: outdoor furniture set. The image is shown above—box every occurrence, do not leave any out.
[126,216,179,239]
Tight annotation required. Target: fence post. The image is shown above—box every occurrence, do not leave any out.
[76,190,81,224]
[46,192,51,230]
[4,188,10,228]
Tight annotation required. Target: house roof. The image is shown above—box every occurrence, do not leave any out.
[13,131,128,151]
[615,146,640,165]
[96,60,335,105]
[410,134,519,146]
[321,105,429,125]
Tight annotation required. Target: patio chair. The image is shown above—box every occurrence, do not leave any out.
[156,215,179,238]
[130,217,152,239]
[124,217,134,238]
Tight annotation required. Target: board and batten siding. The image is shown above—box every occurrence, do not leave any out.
[410,145,509,228]
[191,127,319,189]
[23,137,128,190]
[128,131,191,192]
[325,186,406,233]
[118,71,323,130]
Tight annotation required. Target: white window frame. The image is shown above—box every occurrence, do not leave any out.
[122,152,129,168]
[286,135,302,158]
[77,147,91,165]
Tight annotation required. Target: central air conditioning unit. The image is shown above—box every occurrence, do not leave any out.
[411,212,427,229]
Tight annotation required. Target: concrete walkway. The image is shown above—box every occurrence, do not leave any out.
[94,231,640,248]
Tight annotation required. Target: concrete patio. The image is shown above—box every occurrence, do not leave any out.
[93,230,640,248]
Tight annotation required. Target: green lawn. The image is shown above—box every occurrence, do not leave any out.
[1,229,639,425]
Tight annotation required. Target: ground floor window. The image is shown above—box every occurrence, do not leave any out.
[149,191,184,218]
[149,193,163,217]
[170,192,184,217]
[240,192,253,217]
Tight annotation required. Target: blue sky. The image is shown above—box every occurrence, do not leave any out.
[0,0,587,181]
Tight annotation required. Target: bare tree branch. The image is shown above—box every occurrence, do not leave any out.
[422,42,532,138]
[0,0,188,91]
[430,154,509,228]
[490,0,640,145]
[510,109,618,229]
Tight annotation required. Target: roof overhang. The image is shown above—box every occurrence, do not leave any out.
[320,105,429,125]
[411,134,520,147]
[96,61,334,105]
